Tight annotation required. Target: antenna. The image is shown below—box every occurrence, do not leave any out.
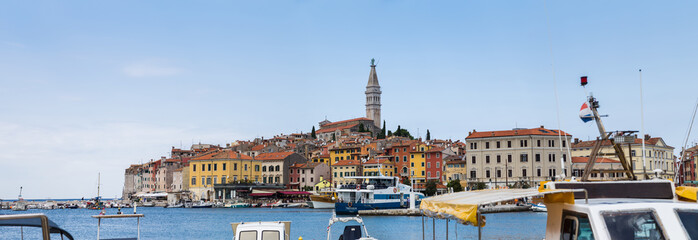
[640,69,648,178]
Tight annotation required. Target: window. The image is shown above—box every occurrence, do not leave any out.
[191,177,196,185]
[508,169,512,177]
[602,210,665,240]
[496,155,501,163]
[411,154,414,159]
[213,176,217,184]
[403,156,407,162]
[201,177,205,185]
[206,177,212,185]
[631,150,636,157]
[677,209,698,239]
[208,164,211,171]
[193,165,196,172]
[486,170,490,178]
[411,162,414,167]
[470,170,476,178]
[223,163,227,171]
[496,170,501,178]
[234,163,238,171]
[496,141,501,148]
[427,162,431,168]
[221,176,226,183]
[421,162,425,167]
[562,140,566,148]
[520,153,528,162]
[244,164,248,171]
[421,154,425,158]
[255,165,260,171]
[485,142,490,149]
[535,154,541,162]
[275,166,280,171]
[560,212,594,240]
[436,162,440,168]
[537,168,541,177]
[262,166,267,172]
[537,140,541,147]
[238,231,258,240]
[214,164,217,171]
[522,169,527,177]
[436,153,440,158]
[507,141,512,148]
[472,156,476,164]
[507,154,512,163]
[485,155,490,163]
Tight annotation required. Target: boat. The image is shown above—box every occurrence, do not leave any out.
[334,176,425,214]
[228,202,250,208]
[530,203,547,212]
[192,201,213,208]
[165,203,184,208]
[0,213,74,240]
[12,187,27,211]
[231,221,290,240]
[309,190,336,209]
[326,213,377,240]
[141,201,155,207]
[420,180,698,240]
[285,202,306,208]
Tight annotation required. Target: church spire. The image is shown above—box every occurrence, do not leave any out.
[365,58,382,128]
[367,58,379,87]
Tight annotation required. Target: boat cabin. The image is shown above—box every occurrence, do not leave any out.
[232,221,290,240]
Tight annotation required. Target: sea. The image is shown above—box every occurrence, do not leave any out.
[0,207,547,240]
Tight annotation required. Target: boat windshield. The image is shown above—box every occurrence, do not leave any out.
[676,209,698,239]
[602,210,665,240]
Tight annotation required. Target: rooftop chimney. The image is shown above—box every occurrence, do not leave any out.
[645,134,651,141]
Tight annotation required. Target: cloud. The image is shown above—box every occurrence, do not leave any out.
[122,60,183,77]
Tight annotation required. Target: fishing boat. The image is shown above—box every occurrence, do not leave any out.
[309,190,336,209]
[334,176,425,214]
[420,180,698,240]
[192,201,213,208]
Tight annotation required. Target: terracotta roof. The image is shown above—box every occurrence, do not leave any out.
[571,157,620,164]
[255,152,295,160]
[333,159,361,166]
[363,159,392,165]
[466,127,571,139]
[290,163,306,168]
[321,118,373,128]
[571,138,663,148]
[446,160,467,165]
[426,147,445,153]
[191,149,254,161]
[316,124,358,134]
[250,144,266,151]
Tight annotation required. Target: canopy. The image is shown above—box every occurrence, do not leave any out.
[0,213,74,240]
[419,188,583,226]
[278,191,311,195]
[136,192,168,198]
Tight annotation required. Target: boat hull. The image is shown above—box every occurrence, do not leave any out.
[311,201,335,209]
[335,201,419,214]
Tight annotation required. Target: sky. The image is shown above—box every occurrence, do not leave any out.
[1,1,697,199]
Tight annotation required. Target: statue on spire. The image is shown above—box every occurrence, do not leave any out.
[371,58,375,66]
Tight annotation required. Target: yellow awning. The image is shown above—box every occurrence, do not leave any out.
[419,188,582,227]
[676,186,698,202]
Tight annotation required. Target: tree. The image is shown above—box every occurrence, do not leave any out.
[425,180,438,196]
[426,129,431,141]
[401,177,411,186]
[379,120,387,139]
[387,130,393,137]
[311,126,316,139]
[469,182,487,190]
[447,180,463,192]
[393,125,414,139]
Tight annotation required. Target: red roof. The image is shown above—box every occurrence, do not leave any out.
[191,149,254,161]
[333,159,360,166]
[255,152,295,160]
[426,147,445,153]
[316,124,358,134]
[571,157,620,163]
[466,127,571,139]
[321,118,372,128]
[251,144,266,151]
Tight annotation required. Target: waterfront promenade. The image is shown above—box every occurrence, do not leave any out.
[0,207,547,239]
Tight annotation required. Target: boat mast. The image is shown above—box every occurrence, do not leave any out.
[640,70,648,178]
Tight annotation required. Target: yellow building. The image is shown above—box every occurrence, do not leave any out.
[444,155,468,187]
[410,149,426,183]
[314,176,332,191]
[188,149,261,200]
[330,146,361,162]
[331,159,361,186]
[312,153,330,164]
[362,157,395,177]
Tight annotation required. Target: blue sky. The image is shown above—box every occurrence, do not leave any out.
[1,1,697,198]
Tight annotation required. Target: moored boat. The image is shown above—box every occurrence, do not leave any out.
[334,176,425,214]
[309,191,336,209]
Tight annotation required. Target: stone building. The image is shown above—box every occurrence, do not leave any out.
[257,152,308,185]
[571,135,674,180]
[289,162,330,190]
[465,126,573,188]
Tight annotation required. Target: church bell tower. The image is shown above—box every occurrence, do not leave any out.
[365,59,382,128]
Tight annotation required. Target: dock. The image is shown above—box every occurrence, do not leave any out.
[358,204,532,216]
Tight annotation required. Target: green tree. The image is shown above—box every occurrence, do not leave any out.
[311,126,316,139]
[425,180,438,196]
[426,129,431,141]
[469,182,487,190]
[379,121,387,139]
[401,177,411,186]
[447,180,463,192]
[387,130,393,137]
[393,125,414,139]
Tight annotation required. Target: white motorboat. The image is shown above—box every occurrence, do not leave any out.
[530,203,547,212]
[421,180,698,240]
[335,176,425,214]
[231,221,290,240]
[326,213,377,240]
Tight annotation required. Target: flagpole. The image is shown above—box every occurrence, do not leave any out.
[640,69,647,179]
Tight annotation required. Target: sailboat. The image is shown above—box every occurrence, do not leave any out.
[89,173,104,210]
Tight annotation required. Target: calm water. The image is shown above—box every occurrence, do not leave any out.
[0,207,547,239]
